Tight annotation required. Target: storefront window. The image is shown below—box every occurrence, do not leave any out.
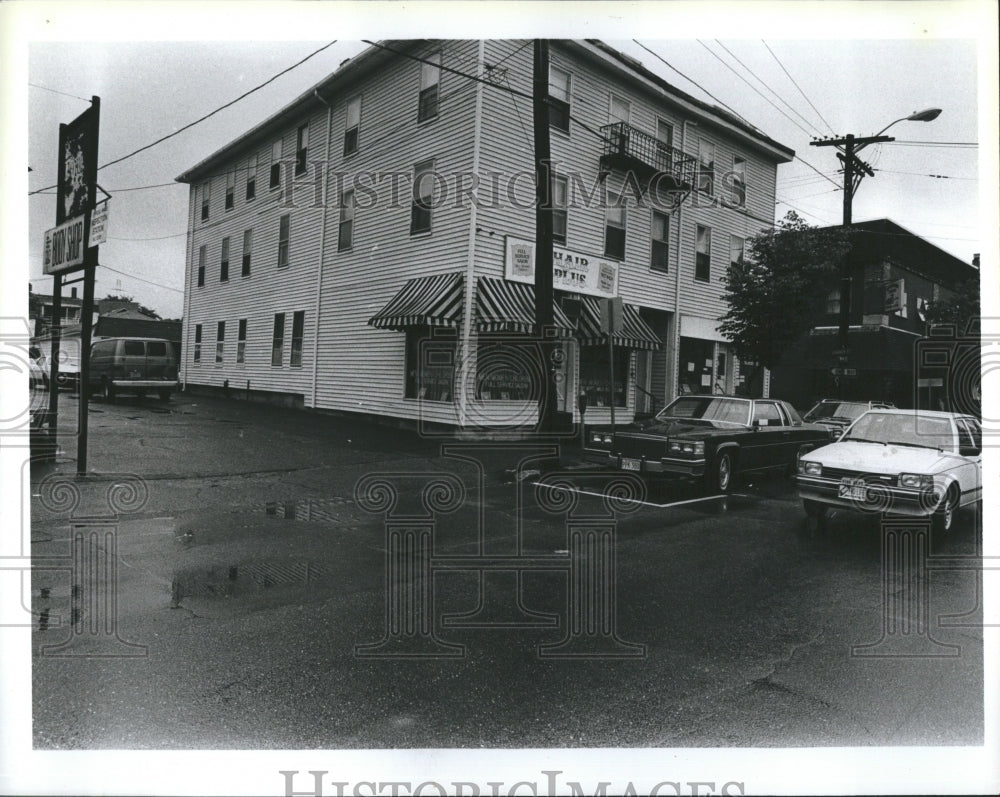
[475,339,538,400]
[579,345,629,408]
[405,327,456,402]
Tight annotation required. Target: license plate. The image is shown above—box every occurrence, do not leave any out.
[838,478,866,501]
[129,369,142,379]
[621,458,641,471]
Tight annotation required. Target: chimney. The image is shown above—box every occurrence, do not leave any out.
[972,253,980,268]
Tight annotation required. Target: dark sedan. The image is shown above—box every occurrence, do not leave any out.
[585,395,836,493]
[801,399,893,439]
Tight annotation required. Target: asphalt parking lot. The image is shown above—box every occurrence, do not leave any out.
[26,390,986,750]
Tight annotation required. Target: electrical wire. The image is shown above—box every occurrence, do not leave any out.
[29,82,93,103]
[98,263,184,293]
[760,41,836,136]
[29,40,340,194]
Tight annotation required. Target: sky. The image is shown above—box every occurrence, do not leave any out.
[10,3,993,323]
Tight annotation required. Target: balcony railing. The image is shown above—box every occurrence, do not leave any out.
[600,122,697,191]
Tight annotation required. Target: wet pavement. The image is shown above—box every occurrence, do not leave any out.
[25,391,986,750]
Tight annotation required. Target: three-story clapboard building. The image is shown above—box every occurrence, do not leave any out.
[177,39,794,430]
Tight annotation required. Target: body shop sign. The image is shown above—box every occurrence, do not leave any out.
[504,236,619,298]
[43,216,87,274]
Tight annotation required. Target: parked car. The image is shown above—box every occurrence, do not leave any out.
[89,337,178,401]
[31,335,81,391]
[585,395,836,493]
[796,408,982,532]
[802,399,893,439]
[28,356,49,428]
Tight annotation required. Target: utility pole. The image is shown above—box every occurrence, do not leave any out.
[532,39,558,438]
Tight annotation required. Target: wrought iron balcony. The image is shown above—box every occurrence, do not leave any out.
[599,122,696,193]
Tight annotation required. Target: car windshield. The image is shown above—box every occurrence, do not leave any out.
[656,397,749,426]
[805,401,870,421]
[843,412,954,450]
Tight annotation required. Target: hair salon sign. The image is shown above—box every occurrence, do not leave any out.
[504,236,619,299]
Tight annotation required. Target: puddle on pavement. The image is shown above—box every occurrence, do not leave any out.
[172,559,334,602]
[246,498,355,524]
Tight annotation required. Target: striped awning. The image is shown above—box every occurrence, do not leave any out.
[475,277,575,336]
[575,295,663,350]
[368,272,465,330]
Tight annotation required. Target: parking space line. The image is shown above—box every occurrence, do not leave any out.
[531,482,751,509]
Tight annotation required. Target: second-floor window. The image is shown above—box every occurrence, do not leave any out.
[729,235,745,272]
[695,225,712,282]
[339,188,355,251]
[730,156,746,207]
[552,175,568,245]
[197,245,206,287]
[270,140,282,189]
[651,211,669,272]
[296,123,309,175]
[242,228,253,277]
[656,119,674,170]
[246,154,257,200]
[548,64,571,132]
[418,52,441,122]
[220,237,230,282]
[698,139,715,196]
[344,96,361,155]
[604,194,626,261]
[825,288,841,315]
[277,214,290,267]
[200,181,210,221]
[410,159,434,235]
[225,168,235,210]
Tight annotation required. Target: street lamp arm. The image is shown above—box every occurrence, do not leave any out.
[875,107,942,137]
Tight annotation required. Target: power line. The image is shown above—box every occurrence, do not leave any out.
[29,40,340,194]
[98,263,184,293]
[696,40,816,138]
[890,140,977,146]
[873,168,976,181]
[29,82,92,103]
[760,40,836,136]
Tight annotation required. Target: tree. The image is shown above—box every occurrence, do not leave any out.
[923,276,980,335]
[719,212,853,376]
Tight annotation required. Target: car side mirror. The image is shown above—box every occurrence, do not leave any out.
[959,445,980,457]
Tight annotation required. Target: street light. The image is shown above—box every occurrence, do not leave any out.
[809,109,942,395]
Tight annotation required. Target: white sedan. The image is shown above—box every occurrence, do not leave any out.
[796,409,982,532]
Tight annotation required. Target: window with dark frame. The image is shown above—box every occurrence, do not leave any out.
[270,140,282,189]
[410,160,434,235]
[405,326,456,401]
[237,319,247,364]
[731,156,746,207]
[242,228,253,277]
[579,346,629,408]
[548,64,571,132]
[552,175,568,245]
[698,139,715,195]
[193,324,202,363]
[604,193,626,260]
[200,181,210,221]
[215,321,225,364]
[651,211,669,272]
[609,94,630,125]
[220,237,230,282]
[729,235,744,272]
[225,168,235,210]
[295,122,309,176]
[271,313,285,366]
[277,214,290,267]
[695,224,712,282]
[418,52,441,122]
[655,119,674,171]
[197,245,206,287]
[246,153,257,200]
[338,188,354,251]
[344,96,361,155]
[290,311,305,367]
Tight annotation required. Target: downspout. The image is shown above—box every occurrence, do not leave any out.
[671,120,696,402]
[458,39,487,428]
[182,186,195,391]
[310,89,335,408]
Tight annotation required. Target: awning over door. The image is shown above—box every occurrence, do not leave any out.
[367,272,465,330]
[575,295,662,350]
[475,277,575,335]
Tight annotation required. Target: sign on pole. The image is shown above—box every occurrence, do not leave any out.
[43,216,88,274]
[89,200,109,246]
[601,296,623,335]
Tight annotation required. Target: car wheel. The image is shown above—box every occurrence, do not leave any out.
[803,499,827,520]
[705,450,734,494]
[933,485,959,535]
[101,378,115,404]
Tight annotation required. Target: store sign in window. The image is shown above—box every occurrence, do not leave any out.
[505,236,618,299]
[475,341,539,401]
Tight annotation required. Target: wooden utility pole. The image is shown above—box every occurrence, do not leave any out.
[532,39,558,437]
